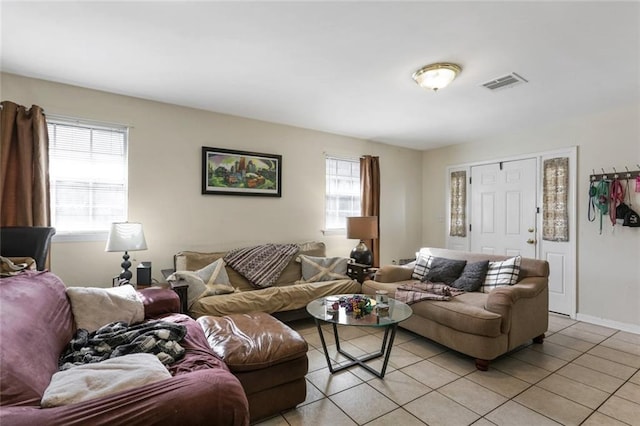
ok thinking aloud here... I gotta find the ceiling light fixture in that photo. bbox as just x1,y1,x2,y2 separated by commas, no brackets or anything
412,63,462,91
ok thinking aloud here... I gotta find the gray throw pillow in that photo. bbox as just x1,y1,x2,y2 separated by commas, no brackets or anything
423,257,467,285
451,260,489,292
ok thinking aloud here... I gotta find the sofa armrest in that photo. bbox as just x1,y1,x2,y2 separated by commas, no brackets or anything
374,264,414,283
485,277,548,333
137,287,181,318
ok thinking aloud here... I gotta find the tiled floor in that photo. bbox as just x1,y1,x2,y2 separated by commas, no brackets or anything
256,313,640,426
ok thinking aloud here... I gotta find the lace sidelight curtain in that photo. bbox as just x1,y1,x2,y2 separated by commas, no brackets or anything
449,170,467,237
0,101,50,226
542,157,569,242
360,155,380,267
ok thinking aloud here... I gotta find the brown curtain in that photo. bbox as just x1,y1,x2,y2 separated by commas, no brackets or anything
1,101,50,226
360,155,380,267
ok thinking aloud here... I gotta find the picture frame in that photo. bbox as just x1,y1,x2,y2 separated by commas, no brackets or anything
201,147,282,197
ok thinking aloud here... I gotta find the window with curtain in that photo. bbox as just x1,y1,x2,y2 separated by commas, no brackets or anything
47,118,128,237
449,170,467,237
543,157,569,242
325,156,360,232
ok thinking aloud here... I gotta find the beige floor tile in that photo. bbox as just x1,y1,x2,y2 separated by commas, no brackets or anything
598,395,640,425
308,348,330,372
466,368,530,398
601,336,640,357
536,373,609,409
548,313,577,333
588,344,640,368
369,328,417,345
334,324,372,340
397,337,448,359
485,400,561,426
631,370,640,385
349,334,385,353
302,379,326,406
546,332,596,352
439,378,507,415
404,391,480,426
491,356,551,384
615,382,640,404
558,327,607,344
530,340,583,362
368,370,432,405
306,368,362,396
556,363,624,393
511,346,568,371
400,359,460,389
387,344,423,369
573,353,637,380
514,386,592,425
610,330,640,346
581,411,629,426
325,341,368,363
471,419,498,426
282,398,357,426
330,383,398,424
364,408,426,426
253,414,289,426
428,351,478,376
346,358,397,381
568,322,618,337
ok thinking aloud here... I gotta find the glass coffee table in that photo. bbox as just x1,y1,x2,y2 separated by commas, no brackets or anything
306,294,412,378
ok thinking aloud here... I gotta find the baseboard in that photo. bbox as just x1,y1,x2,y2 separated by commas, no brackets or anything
575,313,640,335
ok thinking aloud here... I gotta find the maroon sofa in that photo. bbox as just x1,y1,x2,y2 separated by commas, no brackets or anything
0,271,250,426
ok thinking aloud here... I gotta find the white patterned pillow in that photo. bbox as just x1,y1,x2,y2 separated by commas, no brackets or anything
167,258,233,308
297,255,349,282
411,253,434,280
481,256,522,293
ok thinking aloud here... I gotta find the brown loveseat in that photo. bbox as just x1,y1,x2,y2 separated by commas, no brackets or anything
362,247,549,370
0,270,249,426
175,241,361,320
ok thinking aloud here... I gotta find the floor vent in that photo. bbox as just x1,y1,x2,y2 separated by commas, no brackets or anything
482,72,528,91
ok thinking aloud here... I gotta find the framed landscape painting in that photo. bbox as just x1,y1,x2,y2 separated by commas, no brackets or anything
201,147,282,197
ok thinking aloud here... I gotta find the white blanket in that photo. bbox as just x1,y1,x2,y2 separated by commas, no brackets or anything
41,353,171,407
66,284,144,332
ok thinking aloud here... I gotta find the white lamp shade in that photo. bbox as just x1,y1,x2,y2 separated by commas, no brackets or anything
105,222,148,252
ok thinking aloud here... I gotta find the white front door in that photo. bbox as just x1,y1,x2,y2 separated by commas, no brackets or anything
470,158,537,258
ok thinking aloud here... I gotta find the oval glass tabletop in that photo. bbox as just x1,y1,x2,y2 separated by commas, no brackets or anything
306,294,412,327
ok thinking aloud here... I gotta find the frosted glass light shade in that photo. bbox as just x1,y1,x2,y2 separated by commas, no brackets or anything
105,222,147,252
412,63,462,91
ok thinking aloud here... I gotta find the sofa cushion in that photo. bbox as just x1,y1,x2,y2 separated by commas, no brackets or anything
275,241,326,286
298,255,349,282
482,256,522,293
411,253,433,280
451,260,489,292
424,257,467,285
65,284,144,333
41,353,171,407
168,259,234,308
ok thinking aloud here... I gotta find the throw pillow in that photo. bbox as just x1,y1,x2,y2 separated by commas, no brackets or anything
451,260,489,292
41,353,171,407
481,256,522,293
297,255,350,282
423,257,467,285
411,253,433,280
167,258,233,308
65,284,144,333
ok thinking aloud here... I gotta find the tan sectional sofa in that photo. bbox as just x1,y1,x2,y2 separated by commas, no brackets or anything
175,241,361,320
362,247,549,370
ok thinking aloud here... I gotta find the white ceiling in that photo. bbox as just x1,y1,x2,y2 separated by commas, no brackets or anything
2,1,639,150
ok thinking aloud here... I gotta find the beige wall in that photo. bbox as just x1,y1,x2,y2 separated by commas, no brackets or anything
1,72,423,287
422,103,640,329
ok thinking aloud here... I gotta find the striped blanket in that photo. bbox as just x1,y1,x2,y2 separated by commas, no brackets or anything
224,243,299,288
394,281,464,304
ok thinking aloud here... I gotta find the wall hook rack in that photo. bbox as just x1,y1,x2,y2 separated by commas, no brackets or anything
590,165,640,182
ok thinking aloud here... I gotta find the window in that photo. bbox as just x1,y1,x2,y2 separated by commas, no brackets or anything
47,118,128,239
325,156,360,232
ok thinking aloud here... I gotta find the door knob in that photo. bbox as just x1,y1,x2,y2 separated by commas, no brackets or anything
526,239,536,244
528,228,535,233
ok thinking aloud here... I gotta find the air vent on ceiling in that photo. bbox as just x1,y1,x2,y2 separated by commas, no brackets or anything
482,72,528,91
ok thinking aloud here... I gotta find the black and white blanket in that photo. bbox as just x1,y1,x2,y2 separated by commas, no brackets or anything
59,320,187,370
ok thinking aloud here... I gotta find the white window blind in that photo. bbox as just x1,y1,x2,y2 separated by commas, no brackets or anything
325,156,361,231
47,118,128,235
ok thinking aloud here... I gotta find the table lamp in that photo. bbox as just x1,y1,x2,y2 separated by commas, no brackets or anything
105,222,147,284
346,216,378,266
